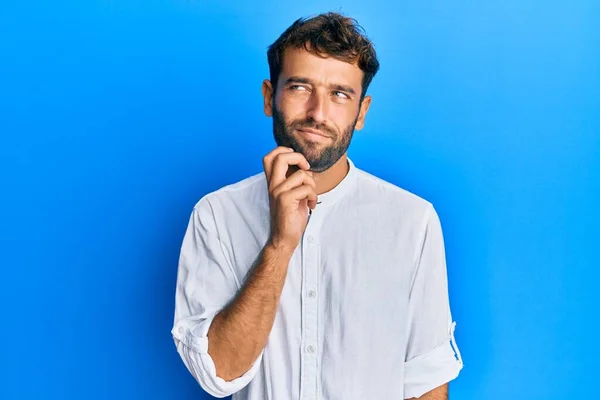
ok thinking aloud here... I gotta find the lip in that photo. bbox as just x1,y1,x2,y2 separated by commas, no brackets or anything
297,128,330,140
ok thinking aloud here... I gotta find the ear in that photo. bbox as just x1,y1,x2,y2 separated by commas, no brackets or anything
354,95,372,130
262,79,274,117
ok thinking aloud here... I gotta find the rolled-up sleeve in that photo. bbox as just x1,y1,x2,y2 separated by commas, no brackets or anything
171,201,263,398
404,205,463,399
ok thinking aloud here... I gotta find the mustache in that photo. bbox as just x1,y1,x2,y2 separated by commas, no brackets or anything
292,120,336,138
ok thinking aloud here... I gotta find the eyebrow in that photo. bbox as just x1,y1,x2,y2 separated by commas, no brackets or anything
284,76,357,96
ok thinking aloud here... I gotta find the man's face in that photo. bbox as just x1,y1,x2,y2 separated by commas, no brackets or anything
263,47,372,172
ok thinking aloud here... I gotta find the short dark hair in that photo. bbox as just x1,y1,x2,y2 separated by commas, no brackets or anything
267,12,380,99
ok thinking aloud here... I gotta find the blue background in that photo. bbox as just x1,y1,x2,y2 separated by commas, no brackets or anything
1,1,598,399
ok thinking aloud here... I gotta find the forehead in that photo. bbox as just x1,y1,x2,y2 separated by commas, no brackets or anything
279,47,363,90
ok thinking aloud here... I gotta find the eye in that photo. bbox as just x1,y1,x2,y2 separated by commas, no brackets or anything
289,85,309,92
333,91,350,99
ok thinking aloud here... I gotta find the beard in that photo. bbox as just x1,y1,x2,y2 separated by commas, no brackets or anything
272,103,359,172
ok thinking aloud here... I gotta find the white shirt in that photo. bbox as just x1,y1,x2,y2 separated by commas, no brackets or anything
171,157,463,399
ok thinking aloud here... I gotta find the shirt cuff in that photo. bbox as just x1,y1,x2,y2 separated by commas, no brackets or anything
172,313,264,397
404,322,464,399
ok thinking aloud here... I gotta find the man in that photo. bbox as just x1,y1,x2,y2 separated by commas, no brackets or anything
172,12,463,400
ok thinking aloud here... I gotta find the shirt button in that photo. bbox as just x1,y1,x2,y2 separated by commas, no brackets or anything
308,290,317,298
308,235,315,243
178,327,184,334
307,345,316,354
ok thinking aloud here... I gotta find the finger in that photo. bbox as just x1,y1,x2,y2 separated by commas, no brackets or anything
270,152,311,190
263,146,294,183
281,184,318,205
272,170,316,198
263,147,294,183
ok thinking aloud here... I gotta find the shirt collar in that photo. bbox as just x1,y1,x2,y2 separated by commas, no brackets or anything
315,156,357,208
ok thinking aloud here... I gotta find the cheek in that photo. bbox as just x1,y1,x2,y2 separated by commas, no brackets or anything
331,105,360,130
279,93,309,113
278,99,310,124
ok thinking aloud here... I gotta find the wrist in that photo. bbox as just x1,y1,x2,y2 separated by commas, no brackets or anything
265,237,296,258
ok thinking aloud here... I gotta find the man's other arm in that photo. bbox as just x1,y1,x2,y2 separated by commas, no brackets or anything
406,383,448,399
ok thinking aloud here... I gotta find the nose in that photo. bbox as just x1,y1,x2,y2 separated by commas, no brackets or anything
306,89,328,124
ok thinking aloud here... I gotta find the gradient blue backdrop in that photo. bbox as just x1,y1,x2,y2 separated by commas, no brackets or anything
1,1,598,399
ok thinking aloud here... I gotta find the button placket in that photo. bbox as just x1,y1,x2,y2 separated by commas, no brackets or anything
300,223,320,400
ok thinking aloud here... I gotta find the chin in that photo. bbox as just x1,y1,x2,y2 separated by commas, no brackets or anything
307,160,332,173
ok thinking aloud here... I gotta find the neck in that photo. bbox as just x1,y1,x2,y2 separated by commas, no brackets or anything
312,154,349,195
